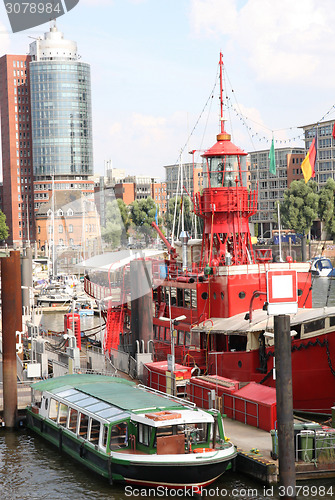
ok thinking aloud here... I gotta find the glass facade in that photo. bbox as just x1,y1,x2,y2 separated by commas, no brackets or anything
29,61,93,177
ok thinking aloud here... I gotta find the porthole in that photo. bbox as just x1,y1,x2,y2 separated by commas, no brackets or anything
238,291,246,299
298,289,303,296
221,292,224,300
238,361,242,368
213,292,216,300
201,292,208,300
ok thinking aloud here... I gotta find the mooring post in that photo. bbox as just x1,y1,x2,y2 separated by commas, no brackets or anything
1,251,22,428
274,314,296,500
130,258,153,357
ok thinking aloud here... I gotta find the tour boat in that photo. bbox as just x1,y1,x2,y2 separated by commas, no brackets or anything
26,374,236,489
82,53,335,416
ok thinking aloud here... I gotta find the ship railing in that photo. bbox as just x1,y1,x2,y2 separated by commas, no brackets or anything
86,344,118,375
152,342,206,369
137,383,196,409
0,381,34,411
295,429,335,463
221,392,259,428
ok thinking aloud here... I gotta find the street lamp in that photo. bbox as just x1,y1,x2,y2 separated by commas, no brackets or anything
159,314,186,373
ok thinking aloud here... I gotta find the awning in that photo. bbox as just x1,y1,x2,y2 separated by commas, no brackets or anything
75,248,165,272
191,307,335,335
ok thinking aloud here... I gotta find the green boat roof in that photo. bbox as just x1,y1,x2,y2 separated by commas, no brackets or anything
31,374,186,412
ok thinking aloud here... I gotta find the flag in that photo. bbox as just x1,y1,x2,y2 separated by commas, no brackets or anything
269,138,276,175
332,122,335,140
301,135,317,183
155,205,158,225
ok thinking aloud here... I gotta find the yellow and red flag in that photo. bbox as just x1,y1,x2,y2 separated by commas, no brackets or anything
301,136,317,183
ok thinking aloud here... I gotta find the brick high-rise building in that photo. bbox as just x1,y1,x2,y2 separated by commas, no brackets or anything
0,54,35,245
0,24,94,249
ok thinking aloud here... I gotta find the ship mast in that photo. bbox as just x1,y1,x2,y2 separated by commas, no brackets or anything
194,52,258,270
219,52,225,135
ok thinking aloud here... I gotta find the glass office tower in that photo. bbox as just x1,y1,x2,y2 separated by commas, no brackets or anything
29,26,93,178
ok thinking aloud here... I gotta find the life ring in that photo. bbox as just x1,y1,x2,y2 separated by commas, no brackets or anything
193,448,215,453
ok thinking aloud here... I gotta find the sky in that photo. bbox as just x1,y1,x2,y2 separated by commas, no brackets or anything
1,0,335,180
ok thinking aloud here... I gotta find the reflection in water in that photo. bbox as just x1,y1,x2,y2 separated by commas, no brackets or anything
1,430,334,499
312,276,335,308
0,429,334,500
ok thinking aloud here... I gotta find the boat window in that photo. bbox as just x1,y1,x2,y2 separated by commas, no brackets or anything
184,289,191,307
88,418,100,444
164,287,170,305
178,331,185,345
159,326,165,340
49,398,59,421
68,408,79,433
102,409,129,421
100,424,109,449
183,423,208,444
78,413,89,438
109,422,128,448
191,289,197,309
138,423,151,446
56,388,77,398
155,426,174,438
66,392,89,403
177,288,184,307
86,402,110,413
171,287,176,306
209,158,224,188
191,331,200,348
304,319,325,334
165,327,171,341
185,332,191,346
58,403,68,426
77,397,97,408
330,316,335,327
229,334,247,351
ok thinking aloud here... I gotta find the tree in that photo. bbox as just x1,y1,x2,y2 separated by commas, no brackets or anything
101,199,123,248
165,196,194,238
116,198,131,243
130,197,162,243
279,179,318,234
318,178,335,238
0,210,9,241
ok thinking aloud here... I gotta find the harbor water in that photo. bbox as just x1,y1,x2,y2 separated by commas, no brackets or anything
1,278,335,499
0,428,334,500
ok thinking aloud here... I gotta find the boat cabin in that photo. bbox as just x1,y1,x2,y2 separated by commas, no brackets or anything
29,375,226,456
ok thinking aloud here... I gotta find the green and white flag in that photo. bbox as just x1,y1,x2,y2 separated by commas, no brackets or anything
269,138,276,175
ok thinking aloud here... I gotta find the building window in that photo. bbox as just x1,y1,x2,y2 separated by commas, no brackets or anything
69,224,73,233
58,225,63,233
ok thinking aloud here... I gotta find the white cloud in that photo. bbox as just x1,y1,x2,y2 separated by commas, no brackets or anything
0,23,11,53
101,111,194,177
190,0,335,85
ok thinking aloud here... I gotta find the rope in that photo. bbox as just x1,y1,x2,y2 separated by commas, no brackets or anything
259,336,335,384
